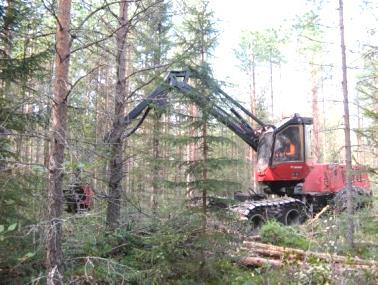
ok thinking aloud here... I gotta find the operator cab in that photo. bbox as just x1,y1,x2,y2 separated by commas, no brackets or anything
256,114,313,192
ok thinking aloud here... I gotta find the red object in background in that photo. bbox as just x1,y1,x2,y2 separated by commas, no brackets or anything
81,184,94,208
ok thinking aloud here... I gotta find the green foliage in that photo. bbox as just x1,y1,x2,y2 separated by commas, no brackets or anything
82,226,143,258
62,209,254,285
0,211,45,283
236,28,286,69
293,10,324,55
0,2,50,273
178,0,218,66
293,260,332,285
356,46,377,169
260,220,310,250
0,96,43,162
132,0,172,69
0,169,46,284
124,212,248,284
0,222,17,242
304,190,378,260
234,28,280,122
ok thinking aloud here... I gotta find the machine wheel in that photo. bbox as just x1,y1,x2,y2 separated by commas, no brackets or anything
278,202,306,225
66,202,77,213
250,213,265,228
246,211,266,234
284,208,301,225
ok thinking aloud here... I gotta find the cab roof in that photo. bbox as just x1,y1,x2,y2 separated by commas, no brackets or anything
275,114,313,132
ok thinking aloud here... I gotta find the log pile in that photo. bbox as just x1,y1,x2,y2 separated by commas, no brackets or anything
239,240,378,270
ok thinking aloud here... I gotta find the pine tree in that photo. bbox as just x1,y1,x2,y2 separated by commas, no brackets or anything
106,0,129,230
338,0,354,248
294,11,325,163
235,29,279,188
47,0,72,283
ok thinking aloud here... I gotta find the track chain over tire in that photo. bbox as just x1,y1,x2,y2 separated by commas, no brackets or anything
230,197,307,233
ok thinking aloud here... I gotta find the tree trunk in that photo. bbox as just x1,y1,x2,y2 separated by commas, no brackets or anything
356,99,364,164
338,0,354,248
4,0,14,59
200,47,208,233
46,0,72,284
151,112,160,210
0,0,15,172
151,23,163,210
186,103,198,199
106,1,128,230
269,55,274,118
202,121,208,233
311,66,321,162
249,54,257,190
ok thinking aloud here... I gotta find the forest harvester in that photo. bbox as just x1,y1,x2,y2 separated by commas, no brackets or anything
64,69,371,228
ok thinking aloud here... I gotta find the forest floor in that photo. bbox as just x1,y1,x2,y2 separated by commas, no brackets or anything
235,191,378,284
1,190,377,284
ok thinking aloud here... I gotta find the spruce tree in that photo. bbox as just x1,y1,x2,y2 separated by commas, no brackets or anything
356,45,377,170
179,0,218,233
0,1,51,278
130,0,173,212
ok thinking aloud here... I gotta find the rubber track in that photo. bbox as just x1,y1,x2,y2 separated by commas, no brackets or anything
230,197,306,223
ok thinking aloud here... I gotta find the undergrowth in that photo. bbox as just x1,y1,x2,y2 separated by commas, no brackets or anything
2,188,377,284
305,191,378,260
63,209,254,285
260,220,310,250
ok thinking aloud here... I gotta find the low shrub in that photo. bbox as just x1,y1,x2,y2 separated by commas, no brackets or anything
260,220,310,250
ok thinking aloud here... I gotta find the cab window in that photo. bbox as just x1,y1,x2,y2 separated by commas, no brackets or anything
257,132,273,171
304,125,313,162
273,125,304,164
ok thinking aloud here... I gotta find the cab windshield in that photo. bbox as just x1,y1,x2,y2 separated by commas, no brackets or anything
257,132,273,171
272,125,304,164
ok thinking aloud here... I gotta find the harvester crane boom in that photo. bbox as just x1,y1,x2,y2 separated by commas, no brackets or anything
116,70,262,150
67,69,371,224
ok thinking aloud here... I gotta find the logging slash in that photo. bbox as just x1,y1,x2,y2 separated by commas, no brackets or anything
239,241,378,270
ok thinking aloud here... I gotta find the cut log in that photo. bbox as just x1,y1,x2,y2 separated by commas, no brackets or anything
242,247,300,260
245,235,261,241
239,255,375,270
242,241,378,268
239,256,282,268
